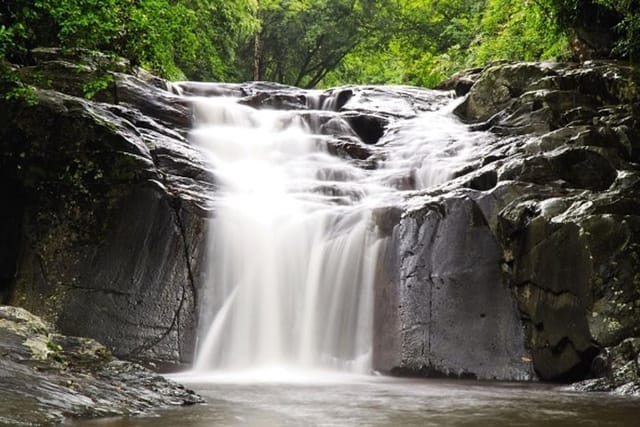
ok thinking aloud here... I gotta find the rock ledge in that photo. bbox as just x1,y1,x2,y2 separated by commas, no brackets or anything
0,305,202,425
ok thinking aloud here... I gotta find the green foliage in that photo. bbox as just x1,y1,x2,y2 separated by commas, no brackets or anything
83,73,114,99
47,339,63,353
468,0,570,65
0,60,37,105
322,0,579,88
542,0,640,61
0,24,12,57
245,0,380,88
321,0,482,87
1,0,637,89
614,8,640,61
593,0,640,61
179,0,257,81
4,85,38,105
0,0,256,81
46,339,64,363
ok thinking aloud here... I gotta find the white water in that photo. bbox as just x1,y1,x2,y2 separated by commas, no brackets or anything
189,88,489,378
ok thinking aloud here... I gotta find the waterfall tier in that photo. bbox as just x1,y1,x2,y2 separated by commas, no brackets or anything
186,85,487,374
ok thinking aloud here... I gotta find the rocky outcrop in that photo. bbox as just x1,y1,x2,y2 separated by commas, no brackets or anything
372,60,640,388
571,337,640,396
0,48,212,367
0,305,202,425
446,61,640,386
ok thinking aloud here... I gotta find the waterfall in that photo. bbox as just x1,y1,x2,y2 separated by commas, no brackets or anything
187,87,487,376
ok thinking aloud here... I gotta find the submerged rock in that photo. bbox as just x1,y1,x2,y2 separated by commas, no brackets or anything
0,305,203,425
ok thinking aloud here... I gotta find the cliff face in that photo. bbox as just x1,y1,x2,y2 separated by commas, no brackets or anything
0,48,213,367
1,49,639,393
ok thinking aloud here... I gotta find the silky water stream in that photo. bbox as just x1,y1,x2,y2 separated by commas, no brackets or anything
186,87,482,378
69,86,639,426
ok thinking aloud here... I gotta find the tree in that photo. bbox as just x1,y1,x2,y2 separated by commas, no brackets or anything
245,0,385,87
2,0,637,88
543,0,639,61
253,0,262,81
322,0,488,87
0,0,256,81
468,0,569,65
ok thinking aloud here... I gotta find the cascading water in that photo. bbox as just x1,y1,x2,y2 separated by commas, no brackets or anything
186,86,489,377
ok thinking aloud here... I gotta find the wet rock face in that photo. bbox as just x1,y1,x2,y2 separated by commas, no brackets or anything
374,196,533,380
0,49,213,367
571,337,640,396
457,61,640,127
447,61,640,385
455,63,559,122
0,306,202,425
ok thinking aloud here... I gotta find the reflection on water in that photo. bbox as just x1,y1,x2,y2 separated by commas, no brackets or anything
67,376,640,426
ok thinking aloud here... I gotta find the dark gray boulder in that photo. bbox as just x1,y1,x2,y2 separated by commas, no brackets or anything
374,195,534,380
436,67,484,97
454,62,559,122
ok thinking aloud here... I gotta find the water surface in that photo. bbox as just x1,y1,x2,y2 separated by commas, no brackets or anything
69,375,640,426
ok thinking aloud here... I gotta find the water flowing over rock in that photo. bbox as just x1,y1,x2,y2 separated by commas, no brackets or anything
167,81,533,380
171,83,457,375
2,48,640,399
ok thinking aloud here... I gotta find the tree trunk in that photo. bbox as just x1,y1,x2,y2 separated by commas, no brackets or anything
253,0,262,81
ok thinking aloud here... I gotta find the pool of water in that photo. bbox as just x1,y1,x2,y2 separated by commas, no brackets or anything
68,374,640,426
